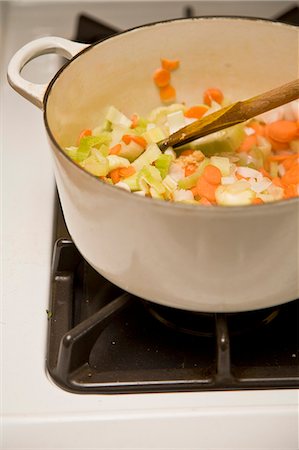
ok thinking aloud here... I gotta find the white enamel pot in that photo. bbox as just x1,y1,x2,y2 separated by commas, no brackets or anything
8,17,299,312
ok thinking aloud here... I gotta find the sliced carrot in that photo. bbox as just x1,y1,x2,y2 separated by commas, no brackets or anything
203,88,224,106
266,120,298,143
252,197,264,205
281,164,299,185
197,176,217,202
248,121,265,136
161,58,180,71
119,166,136,178
77,128,92,144
272,177,284,188
159,84,176,103
153,68,171,88
283,156,299,170
130,114,139,128
181,149,194,156
109,144,122,155
185,164,197,177
109,168,121,184
184,105,209,120
122,134,147,149
237,134,257,153
199,197,212,206
190,186,198,197
203,165,222,185
284,184,298,199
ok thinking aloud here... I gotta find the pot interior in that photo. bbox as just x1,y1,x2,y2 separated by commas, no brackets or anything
45,17,299,149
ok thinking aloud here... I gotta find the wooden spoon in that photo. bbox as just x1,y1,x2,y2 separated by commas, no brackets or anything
158,79,299,151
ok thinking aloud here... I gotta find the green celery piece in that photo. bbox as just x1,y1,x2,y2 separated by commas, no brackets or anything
155,154,172,179
139,165,165,194
133,118,148,135
65,146,78,160
122,173,140,191
76,136,109,162
132,143,161,172
192,124,245,157
178,158,210,189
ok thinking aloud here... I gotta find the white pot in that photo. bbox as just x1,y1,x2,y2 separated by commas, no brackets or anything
7,17,299,312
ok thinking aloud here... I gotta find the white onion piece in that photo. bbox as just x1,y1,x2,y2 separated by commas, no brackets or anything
164,147,176,160
257,106,284,123
249,178,272,193
278,164,286,177
134,190,146,196
245,127,256,136
115,181,131,192
283,100,299,121
237,166,263,180
173,189,194,202
169,163,185,181
167,110,186,134
221,176,236,185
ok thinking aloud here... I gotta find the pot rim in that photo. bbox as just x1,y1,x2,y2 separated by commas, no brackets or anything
43,15,299,215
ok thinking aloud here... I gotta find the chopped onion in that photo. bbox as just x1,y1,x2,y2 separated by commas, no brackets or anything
115,181,131,192
249,178,272,193
169,163,185,181
237,166,262,180
173,189,194,202
221,176,235,185
245,127,256,136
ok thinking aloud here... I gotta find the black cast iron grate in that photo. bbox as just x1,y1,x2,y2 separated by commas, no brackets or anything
46,239,299,394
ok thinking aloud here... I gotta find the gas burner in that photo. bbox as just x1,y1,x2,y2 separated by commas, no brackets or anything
144,302,280,338
47,239,299,394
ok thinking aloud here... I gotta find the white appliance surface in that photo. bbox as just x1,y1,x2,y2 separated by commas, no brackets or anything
1,1,298,449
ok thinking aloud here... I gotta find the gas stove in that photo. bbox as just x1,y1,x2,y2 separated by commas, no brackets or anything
2,2,299,449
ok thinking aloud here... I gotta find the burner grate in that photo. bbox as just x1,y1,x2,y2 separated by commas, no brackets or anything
46,240,299,394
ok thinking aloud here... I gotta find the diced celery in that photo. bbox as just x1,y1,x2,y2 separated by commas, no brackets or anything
155,154,172,179
80,155,109,177
106,106,132,128
132,143,162,171
192,124,245,156
210,156,230,176
91,145,109,159
139,165,165,194
76,135,110,162
107,155,130,171
167,110,186,134
178,158,210,189
122,172,140,191
119,141,144,162
163,175,178,193
65,146,78,160
142,126,166,143
150,187,164,199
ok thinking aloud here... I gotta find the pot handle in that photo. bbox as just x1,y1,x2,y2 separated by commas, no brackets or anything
7,36,89,110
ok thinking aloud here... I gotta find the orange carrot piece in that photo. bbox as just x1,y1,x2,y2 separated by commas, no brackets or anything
283,156,299,170
203,88,224,106
190,186,198,197
249,121,265,136
122,135,147,149
77,128,92,144
184,105,209,120
161,58,180,71
203,165,222,185
197,176,217,202
153,68,171,88
181,149,194,156
281,164,299,185
130,114,139,128
284,184,298,199
267,120,298,143
109,168,121,184
199,197,212,206
119,166,136,178
237,134,257,153
272,177,284,188
109,144,122,155
252,197,264,205
185,164,197,177
159,84,176,103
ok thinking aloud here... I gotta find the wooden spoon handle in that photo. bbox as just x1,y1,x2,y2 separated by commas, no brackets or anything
158,79,299,150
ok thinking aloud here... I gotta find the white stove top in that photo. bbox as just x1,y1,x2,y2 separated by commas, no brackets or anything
1,2,298,449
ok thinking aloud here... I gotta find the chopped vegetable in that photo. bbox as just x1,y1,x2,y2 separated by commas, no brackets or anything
64,65,299,206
